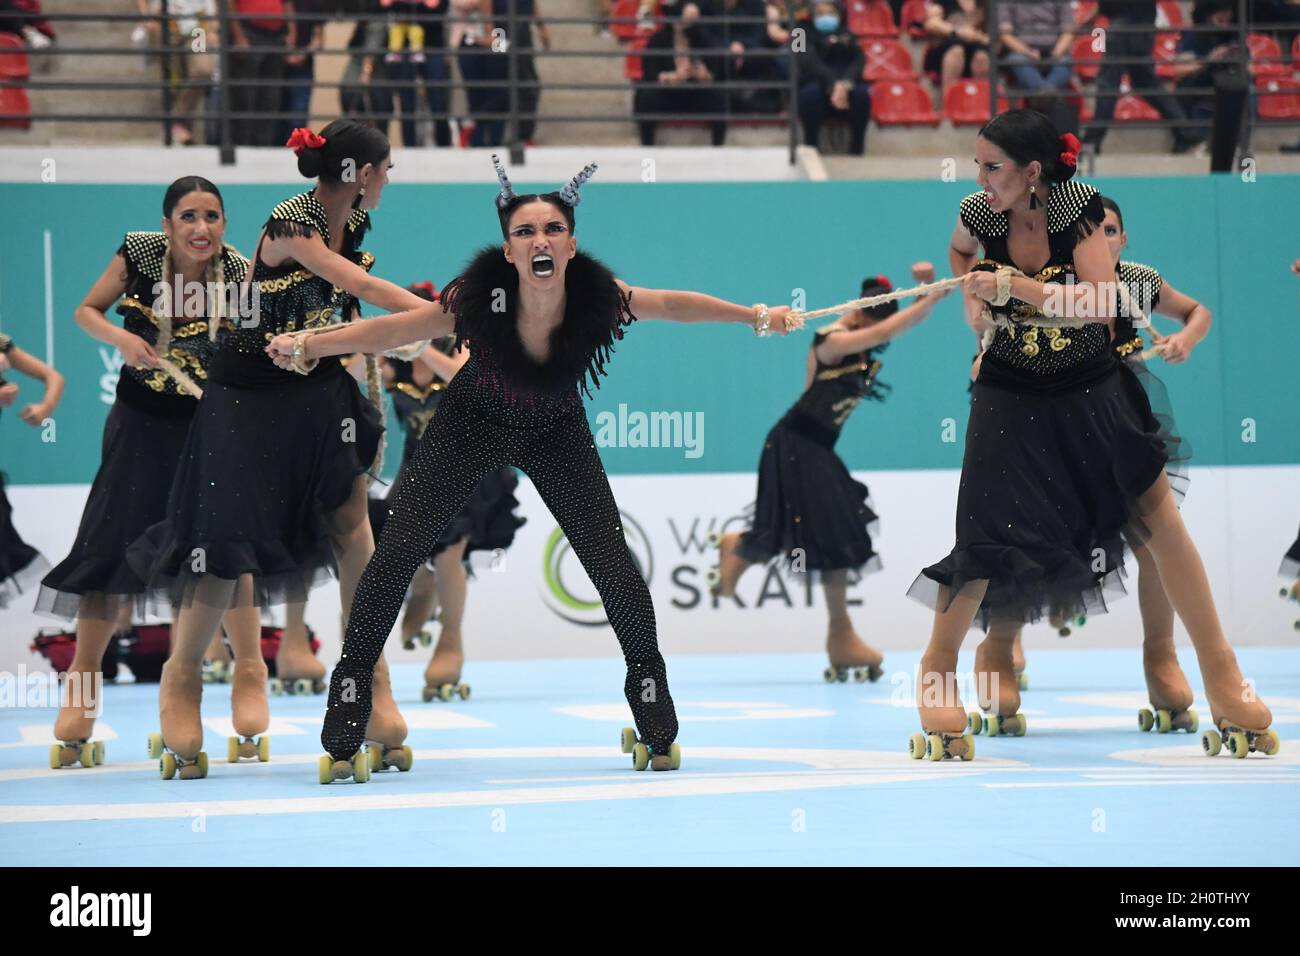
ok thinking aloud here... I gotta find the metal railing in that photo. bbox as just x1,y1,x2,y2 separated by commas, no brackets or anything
0,4,805,164
984,0,1299,164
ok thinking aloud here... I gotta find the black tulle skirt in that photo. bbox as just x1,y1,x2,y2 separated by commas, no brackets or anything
737,411,881,574
368,461,525,564
908,357,1190,630
125,354,383,609
0,471,47,609
36,381,195,620
1282,524,1300,579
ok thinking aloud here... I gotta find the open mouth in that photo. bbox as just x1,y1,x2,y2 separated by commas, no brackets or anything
531,254,554,278
189,237,212,252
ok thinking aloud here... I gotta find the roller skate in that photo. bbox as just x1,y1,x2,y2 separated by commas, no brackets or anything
148,659,208,780
968,637,1027,738
421,645,469,702
201,633,232,684
823,623,884,684
49,666,105,770
226,658,271,763
402,628,435,652
908,653,976,761
365,658,412,773
619,726,682,771
271,624,326,696
1280,580,1300,632
1012,631,1028,691
622,658,681,771
1200,660,1279,759
1050,610,1087,638
318,659,373,785
1136,642,1198,735
705,531,751,598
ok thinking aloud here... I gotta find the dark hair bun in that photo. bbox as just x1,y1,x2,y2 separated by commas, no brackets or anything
297,147,325,179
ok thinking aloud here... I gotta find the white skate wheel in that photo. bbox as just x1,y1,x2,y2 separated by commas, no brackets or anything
93,741,105,765
1183,709,1199,735
319,755,334,785
292,678,313,695
48,744,62,770
668,743,682,770
1228,731,1249,758
620,727,637,754
147,731,164,760
907,732,926,759
925,734,944,761
1201,728,1222,756
258,736,271,762
631,742,650,771
1137,708,1154,732
959,734,975,761
159,753,177,780
227,737,240,763
457,683,471,701
1155,710,1172,733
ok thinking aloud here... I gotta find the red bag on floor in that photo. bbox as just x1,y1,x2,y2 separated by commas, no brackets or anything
262,624,320,676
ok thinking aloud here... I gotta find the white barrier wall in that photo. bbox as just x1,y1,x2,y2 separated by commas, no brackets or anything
3,465,1297,674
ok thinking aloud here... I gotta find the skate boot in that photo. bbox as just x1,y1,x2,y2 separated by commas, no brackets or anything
970,637,1026,738
421,643,469,702
705,531,751,598
365,657,412,773
1012,631,1028,691
50,666,105,769
823,623,884,683
1200,652,1280,759
227,658,271,762
318,655,373,785
148,659,208,779
620,657,681,771
908,652,976,761
271,624,326,696
1136,641,1198,734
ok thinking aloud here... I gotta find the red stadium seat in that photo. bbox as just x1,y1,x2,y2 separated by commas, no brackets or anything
1072,33,1102,82
942,78,1010,125
0,86,31,130
0,32,30,82
1114,93,1161,122
1257,76,1300,120
861,38,915,82
1153,31,1180,80
1247,33,1286,77
1156,1,1185,29
900,0,929,41
847,0,897,38
1074,2,1098,27
870,79,941,125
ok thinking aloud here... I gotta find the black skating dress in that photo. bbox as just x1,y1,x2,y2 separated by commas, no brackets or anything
908,182,1188,629
735,327,884,574
323,246,679,760
126,191,384,609
367,342,526,563
0,333,49,607
36,233,248,620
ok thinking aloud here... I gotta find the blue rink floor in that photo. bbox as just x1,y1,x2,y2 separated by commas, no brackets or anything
1,648,1297,867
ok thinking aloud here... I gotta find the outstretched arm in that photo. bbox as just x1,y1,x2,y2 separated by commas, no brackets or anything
815,287,951,363
266,300,454,369
613,280,795,334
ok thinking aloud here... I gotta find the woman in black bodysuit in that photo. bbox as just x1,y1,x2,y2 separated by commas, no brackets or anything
269,156,797,781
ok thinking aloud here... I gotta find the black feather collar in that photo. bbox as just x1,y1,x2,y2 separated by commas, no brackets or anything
441,246,637,399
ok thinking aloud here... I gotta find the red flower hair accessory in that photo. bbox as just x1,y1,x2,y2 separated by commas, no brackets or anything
286,127,326,155
1059,132,1081,168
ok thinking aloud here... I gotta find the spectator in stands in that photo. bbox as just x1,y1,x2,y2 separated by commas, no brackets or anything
1081,1,1203,154
229,0,292,146
385,0,453,146
795,0,870,154
341,13,397,132
3,0,54,52
1168,0,1249,149
135,0,218,146
923,0,989,88
449,0,508,146
713,0,785,113
489,0,552,144
634,0,728,146
279,0,322,145
998,1,1074,100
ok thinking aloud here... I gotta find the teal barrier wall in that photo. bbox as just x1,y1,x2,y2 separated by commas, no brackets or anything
1,174,1297,483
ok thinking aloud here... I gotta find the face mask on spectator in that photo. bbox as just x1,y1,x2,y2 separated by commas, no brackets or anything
814,14,839,32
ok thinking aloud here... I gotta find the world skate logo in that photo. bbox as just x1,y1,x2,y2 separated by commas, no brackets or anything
541,510,653,627
49,886,151,936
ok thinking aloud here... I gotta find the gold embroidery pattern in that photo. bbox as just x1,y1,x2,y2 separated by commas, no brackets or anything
1115,336,1144,357
140,347,208,392
831,397,860,428
1020,327,1040,357
815,358,882,383
393,381,445,401
257,268,314,293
